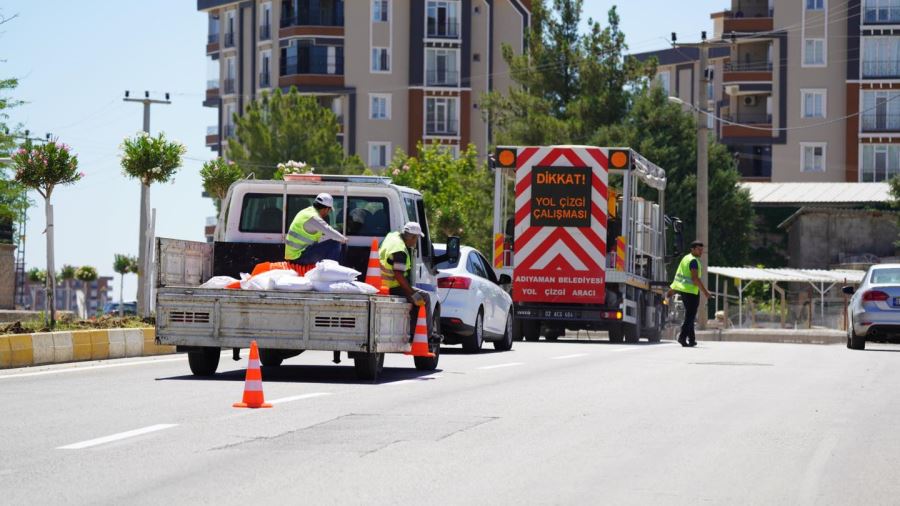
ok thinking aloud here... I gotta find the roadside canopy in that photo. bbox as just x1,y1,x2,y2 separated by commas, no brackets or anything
707,267,866,327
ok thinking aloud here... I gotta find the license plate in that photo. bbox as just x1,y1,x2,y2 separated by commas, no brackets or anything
894,297,900,306
543,310,580,319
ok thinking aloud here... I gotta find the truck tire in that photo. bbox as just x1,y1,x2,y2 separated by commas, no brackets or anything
624,323,640,343
414,343,440,371
188,347,220,376
524,320,541,342
511,316,524,341
463,310,485,353
354,352,385,380
608,324,624,343
493,312,514,351
259,349,284,367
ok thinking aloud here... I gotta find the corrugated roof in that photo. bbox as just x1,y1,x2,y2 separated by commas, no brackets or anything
708,267,865,283
740,182,891,206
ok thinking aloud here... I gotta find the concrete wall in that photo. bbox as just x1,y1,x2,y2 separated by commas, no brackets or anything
0,244,14,310
0,328,173,369
784,209,899,268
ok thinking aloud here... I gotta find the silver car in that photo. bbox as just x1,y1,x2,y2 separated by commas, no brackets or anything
844,264,900,350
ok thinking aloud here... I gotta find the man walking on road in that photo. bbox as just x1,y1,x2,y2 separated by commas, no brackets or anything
284,193,348,266
667,240,711,347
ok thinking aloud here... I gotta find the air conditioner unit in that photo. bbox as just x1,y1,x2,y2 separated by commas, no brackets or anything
742,96,758,107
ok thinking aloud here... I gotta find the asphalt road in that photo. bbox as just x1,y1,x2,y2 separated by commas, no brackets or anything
2,337,900,505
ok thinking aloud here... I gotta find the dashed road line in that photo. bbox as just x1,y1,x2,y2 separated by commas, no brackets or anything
268,392,332,404
551,353,588,360
57,424,178,450
478,362,524,370
386,374,443,386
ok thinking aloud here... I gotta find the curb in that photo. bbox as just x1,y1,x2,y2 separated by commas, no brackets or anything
0,328,173,369
695,329,845,345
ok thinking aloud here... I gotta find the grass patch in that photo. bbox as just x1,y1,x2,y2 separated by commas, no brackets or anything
1,314,155,335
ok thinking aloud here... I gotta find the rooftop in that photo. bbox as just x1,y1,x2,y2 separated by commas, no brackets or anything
740,182,892,207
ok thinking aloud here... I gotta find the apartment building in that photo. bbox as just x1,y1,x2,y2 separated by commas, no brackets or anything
24,276,113,316
198,0,530,168
638,0,900,183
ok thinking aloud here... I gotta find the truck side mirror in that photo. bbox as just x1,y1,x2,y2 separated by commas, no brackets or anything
445,236,461,264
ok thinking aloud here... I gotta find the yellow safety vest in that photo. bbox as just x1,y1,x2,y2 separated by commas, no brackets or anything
284,206,322,260
670,253,701,295
379,231,411,289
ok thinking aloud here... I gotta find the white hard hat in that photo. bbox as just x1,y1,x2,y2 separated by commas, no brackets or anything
402,222,425,237
314,193,334,208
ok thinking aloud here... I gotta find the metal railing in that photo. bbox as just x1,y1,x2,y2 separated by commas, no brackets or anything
259,24,271,40
724,113,772,124
427,20,460,38
206,79,220,90
426,119,459,135
280,14,343,28
207,125,218,136
223,78,235,94
259,72,271,88
727,6,774,18
725,61,773,72
207,33,219,44
281,55,344,76
426,69,460,86
223,32,235,47
864,5,900,24
861,114,900,132
863,60,900,78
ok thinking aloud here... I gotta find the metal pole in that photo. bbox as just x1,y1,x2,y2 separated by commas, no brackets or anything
45,202,55,327
697,41,710,330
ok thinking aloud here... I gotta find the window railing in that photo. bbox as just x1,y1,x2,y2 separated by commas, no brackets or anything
223,78,235,94
281,54,344,76
208,33,219,44
864,4,900,24
863,60,900,78
259,24,271,40
207,125,218,135
260,72,271,88
224,32,235,47
427,18,460,38
426,69,460,86
725,61,773,72
280,12,344,28
426,119,459,135
206,79,220,90
724,113,772,124
861,114,900,132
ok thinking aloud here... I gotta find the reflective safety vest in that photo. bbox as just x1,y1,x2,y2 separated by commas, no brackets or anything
379,231,411,289
284,206,322,260
670,253,701,295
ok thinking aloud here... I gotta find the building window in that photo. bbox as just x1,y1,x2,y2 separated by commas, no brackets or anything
801,143,826,173
259,50,272,88
225,10,236,47
371,47,390,72
426,97,459,135
281,0,344,27
427,1,460,38
369,142,391,167
803,39,825,66
656,71,671,95
862,90,900,131
224,57,236,94
862,37,900,77
260,2,272,40
224,103,236,138
861,144,900,181
426,48,459,86
373,0,389,22
806,0,824,10
865,0,900,23
281,40,344,76
801,89,826,118
369,93,391,120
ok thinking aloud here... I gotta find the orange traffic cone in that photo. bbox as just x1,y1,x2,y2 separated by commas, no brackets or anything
405,305,435,358
364,238,388,295
233,340,272,409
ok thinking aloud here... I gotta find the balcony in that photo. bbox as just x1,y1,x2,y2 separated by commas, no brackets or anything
861,114,900,132
223,32,235,48
426,69,459,87
208,33,218,44
280,4,344,29
259,23,271,40
260,72,271,88
722,114,772,138
863,60,900,79
281,53,344,76
426,119,459,136
735,153,772,180
721,8,774,34
427,19,460,39
205,125,219,147
723,61,773,82
864,3,900,24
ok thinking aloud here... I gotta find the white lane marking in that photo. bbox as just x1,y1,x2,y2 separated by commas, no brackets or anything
268,392,332,405
386,374,444,386
478,362,524,370
552,353,588,360
0,351,238,380
57,424,178,450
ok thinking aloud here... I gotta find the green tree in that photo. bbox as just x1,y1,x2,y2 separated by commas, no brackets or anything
74,265,98,319
595,87,754,266
113,254,138,318
0,77,33,244
120,131,185,317
386,144,494,254
12,140,82,327
200,157,244,213
226,87,363,178
59,264,76,312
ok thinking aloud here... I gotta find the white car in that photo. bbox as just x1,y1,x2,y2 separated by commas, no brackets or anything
434,244,514,353
844,263,900,350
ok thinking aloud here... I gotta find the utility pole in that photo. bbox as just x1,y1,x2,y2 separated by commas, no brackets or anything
123,90,170,318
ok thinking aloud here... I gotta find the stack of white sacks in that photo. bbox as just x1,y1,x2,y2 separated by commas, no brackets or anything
199,260,378,295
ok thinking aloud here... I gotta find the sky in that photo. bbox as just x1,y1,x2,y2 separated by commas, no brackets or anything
3,0,723,301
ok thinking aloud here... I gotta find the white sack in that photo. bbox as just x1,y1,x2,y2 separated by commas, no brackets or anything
200,276,239,289
306,259,361,283
240,269,296,291
273,275,314,291
312,280,379,294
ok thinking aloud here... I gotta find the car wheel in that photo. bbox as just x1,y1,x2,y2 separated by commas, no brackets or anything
494,312,514,351
463,309,485,353
849,325,866,350
188,347,220,376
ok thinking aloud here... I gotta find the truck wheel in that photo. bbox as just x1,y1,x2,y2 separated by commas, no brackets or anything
414,343,440,371
188,347,220,376
259,349,284,367
493,313,514,351
608,324,624,343
354,352,385,380
624,323,640,343
463,310,485,353
544,328,562,341
524,321,541,342
511,316,524,341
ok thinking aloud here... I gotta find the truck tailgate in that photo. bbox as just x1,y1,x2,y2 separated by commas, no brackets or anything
156,288,412,353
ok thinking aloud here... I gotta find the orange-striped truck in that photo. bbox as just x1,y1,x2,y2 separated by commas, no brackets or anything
490,146,683,343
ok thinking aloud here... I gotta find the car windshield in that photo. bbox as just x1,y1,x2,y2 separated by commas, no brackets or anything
434,247,460,270
871,268,900,284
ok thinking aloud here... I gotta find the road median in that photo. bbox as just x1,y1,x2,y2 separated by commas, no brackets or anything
0,328,173,369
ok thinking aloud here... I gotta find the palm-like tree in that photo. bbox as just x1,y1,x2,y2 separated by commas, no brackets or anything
113,254,138,317
59,264,76,312
74,266,98,318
